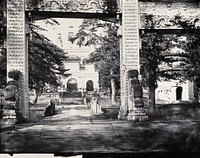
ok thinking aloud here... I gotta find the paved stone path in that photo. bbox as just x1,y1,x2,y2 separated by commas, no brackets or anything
1,104,200,153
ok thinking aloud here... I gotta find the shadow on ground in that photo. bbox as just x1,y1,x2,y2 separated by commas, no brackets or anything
2,104,200,153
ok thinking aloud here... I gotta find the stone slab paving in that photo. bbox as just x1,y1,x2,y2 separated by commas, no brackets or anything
1,104,200,153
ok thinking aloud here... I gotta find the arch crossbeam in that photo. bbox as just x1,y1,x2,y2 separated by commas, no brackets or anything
26,0,121,14
6,0,200,122
27,11,119,21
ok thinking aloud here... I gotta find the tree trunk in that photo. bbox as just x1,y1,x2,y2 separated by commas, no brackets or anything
110,70,116,105
34,89,39,105
148,83,156,113
194,81,199,101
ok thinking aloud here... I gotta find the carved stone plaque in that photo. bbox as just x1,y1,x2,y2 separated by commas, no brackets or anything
123,0,139,69
26,0,120,13
139,2,200,29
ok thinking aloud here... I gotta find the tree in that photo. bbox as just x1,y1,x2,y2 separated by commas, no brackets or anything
140,15,188,111
0,47,6,88
140,33,166,111
184,35,200,100
28,22,70,104
89,26,120,104
169,15,200,100
74,19,120,104
0,8,6,88
102,0,118,13
76,16,185,109
0,8,70,103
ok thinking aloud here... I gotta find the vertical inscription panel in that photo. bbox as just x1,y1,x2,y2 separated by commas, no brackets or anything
7,0,29,119
123,0,139,69
7,0,25,72
120,0,139,116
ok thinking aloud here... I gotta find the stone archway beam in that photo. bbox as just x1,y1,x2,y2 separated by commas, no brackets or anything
26,11,119,21
139,0,199,2
140,29,200,34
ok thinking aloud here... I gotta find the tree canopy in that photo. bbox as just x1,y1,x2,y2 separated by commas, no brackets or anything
139,14,194,110
87,21,120,92
140,14,200,109
74,19,120,94
169,16,200,99
28,28,70,92
0,10,70,100
73,19,120,104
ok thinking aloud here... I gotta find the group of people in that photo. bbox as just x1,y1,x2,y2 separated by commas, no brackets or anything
85,91,100,109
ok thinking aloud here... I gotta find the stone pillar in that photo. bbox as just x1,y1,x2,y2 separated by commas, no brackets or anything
126,70,148,121
7,0,29,119
119,0,147,121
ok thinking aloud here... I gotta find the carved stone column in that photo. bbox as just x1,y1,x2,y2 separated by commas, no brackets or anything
7,0,29,119
119,0,139,119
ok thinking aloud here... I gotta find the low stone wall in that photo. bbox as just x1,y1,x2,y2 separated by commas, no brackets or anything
98,95,120,119
61,98,84,105
101,106,120,119
146,103,200,119
62,91,82,98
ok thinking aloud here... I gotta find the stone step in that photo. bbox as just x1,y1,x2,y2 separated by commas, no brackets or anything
1,109,17,126
1,118,16,125
3,109,16,116
2,109,16,118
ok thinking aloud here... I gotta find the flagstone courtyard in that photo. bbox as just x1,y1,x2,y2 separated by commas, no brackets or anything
1,104,200,153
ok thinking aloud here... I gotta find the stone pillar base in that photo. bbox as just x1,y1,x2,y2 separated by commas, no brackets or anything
118,108,127,120
126,109,148,121
2,109,17,125
118,114,127,120
1,118,17,125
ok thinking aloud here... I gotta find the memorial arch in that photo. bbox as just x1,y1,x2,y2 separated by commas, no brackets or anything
5,0,199,121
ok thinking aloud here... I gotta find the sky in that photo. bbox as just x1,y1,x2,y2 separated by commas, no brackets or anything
34,18,83,47
34,18,96,58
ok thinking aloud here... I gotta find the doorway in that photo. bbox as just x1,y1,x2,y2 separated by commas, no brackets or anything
67,78,78,92
176,86,183,100
86,80,94,91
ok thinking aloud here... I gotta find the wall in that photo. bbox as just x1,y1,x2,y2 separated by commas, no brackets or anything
61,61,99,91
156,79,194,104
139,1,200,29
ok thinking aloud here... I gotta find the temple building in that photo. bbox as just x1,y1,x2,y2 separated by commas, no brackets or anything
56,25,99,93
156,80,194,104
155,45,194,104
